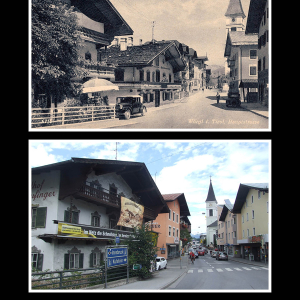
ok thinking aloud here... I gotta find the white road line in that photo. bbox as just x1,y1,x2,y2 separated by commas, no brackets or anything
261,267,268,270
242,267,252,270
198,269,203,273
234,268,242,271
207,269,213,272
225,268,233,271
187,269,193,273
216,268,223,272
251,267,261,270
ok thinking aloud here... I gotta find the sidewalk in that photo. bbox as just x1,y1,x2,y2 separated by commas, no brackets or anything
107,255,189,290
228,256,269,267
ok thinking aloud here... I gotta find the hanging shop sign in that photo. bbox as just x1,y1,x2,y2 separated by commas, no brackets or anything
117,197,144,228
56,221,135,240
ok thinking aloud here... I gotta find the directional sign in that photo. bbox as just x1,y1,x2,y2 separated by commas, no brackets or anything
106,247,128,268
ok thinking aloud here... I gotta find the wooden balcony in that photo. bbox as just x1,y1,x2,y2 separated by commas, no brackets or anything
75,184,156,220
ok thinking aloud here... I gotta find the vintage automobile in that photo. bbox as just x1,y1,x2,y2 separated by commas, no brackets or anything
115,95,147,120
226,92,241,108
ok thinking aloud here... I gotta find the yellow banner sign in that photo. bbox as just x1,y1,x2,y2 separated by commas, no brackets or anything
117,197,144,228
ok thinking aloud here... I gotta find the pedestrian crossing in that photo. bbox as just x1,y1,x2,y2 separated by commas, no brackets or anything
186,266,268,274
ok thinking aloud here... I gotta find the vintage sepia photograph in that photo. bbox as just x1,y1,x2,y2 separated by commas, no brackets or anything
30,0,270,130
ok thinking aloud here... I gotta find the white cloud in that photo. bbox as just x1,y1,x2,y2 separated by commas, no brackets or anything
29,143,60,168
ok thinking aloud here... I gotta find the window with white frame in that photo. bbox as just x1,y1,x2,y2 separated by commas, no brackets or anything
252,210,255,219
253,228,255,235
173,227,175,237
249,65,257,76
169,226,171,236
70,253,80,269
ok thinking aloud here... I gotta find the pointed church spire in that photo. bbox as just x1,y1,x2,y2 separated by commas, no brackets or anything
205,177,217,203
225,0,246,18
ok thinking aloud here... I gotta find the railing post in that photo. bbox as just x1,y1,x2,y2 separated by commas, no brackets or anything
62,107,65,125
59,271,63,289
91,106,94,122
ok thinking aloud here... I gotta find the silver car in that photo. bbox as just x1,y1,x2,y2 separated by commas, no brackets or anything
216,252,228,261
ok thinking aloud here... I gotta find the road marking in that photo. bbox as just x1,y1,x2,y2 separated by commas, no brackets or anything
242,267,252,270
207,269,213,272
225,268,233,271
234,268,242,271
198,269,203,273
216,269,223,272
261,267,268,270
187,269,193,273
251,267,261,270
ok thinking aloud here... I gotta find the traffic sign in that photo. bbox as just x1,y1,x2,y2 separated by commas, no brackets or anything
106,247,128,268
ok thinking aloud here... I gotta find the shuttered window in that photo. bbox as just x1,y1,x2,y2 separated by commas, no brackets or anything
32,207,47,228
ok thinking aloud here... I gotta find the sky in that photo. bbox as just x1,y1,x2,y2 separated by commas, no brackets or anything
29,140,270,235
109,0,251,66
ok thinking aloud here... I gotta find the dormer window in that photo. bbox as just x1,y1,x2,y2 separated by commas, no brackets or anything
85,51,91,61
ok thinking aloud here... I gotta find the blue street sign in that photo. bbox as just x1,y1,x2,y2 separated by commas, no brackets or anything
116,236,120,244
106,247,128,268
106,247,127,258
107,256,127,267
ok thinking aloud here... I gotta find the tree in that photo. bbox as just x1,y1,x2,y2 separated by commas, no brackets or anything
180,228,192,248
31,0,86,107
125,224,158,279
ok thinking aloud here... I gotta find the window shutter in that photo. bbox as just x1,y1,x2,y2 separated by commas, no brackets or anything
64,254,69,270
90,253,93,268
79,253,84,269
36,207,47,228
72,211,79,224
64,210,70,222
37,254,44,271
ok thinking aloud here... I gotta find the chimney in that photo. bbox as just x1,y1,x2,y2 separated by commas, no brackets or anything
139,39,143,45
120,37,127,51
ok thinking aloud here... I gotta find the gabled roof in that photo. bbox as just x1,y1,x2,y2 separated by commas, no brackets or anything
232,183,269,213
100,40,187,72
32,157,169,214
207,220,218,227
71,0,133,36
162,193,191,216
219,200,233,221
205,180,217,203
245,0,268,34
224,31,258,56
225,0,246,18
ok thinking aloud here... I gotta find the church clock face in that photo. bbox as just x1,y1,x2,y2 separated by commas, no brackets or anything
209,204,212,207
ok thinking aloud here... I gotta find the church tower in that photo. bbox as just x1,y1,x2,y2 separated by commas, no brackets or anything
205,177,218,246
224,0,246,76
205,177,218,226
225,0,246,34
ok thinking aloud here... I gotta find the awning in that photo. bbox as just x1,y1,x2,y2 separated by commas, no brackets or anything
82,78,119,93
239,79,258,89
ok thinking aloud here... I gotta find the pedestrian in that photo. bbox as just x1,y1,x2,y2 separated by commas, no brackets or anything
216,92,220,104
190,251,195,264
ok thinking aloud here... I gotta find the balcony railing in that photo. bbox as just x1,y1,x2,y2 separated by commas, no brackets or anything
76,184,156,220
77,185,120,208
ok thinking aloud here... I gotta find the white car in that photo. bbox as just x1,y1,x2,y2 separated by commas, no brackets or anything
156,257,167,270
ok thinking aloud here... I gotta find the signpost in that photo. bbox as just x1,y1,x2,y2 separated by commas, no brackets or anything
105,245,129,288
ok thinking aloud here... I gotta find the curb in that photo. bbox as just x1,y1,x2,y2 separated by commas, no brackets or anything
228,257,268,267
159,268,188,290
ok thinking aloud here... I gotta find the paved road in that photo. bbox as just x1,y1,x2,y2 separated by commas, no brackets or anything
167,254,269,290
106,90,268,129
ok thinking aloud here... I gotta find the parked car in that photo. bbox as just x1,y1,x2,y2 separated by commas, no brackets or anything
216,252,228,261
211,251,217,258
156,257,167,270
198,249,205,256
115,95,147,120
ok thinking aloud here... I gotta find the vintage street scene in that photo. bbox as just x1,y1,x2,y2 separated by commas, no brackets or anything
30,141,270,292
30,0,270,130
